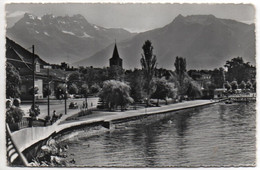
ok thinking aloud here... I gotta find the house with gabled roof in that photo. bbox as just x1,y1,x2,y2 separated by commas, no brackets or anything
6,37,67,100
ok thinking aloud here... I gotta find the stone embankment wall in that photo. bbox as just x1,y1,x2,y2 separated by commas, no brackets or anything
11,100,218,163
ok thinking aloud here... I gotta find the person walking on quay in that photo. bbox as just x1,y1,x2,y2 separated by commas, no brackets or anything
51,110,58,124
82,101,86,109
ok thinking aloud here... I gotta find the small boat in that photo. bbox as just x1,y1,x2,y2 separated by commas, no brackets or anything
225,100,233,104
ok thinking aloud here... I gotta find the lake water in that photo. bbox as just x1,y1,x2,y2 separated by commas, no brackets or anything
63,102,256,167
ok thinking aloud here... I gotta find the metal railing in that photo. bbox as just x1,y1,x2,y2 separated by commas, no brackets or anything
6,124,29,166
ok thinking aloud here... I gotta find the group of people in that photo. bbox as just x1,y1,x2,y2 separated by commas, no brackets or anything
51,100,94,123
82,101,93,109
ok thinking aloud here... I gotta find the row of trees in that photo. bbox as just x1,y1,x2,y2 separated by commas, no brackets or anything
224,57,255,83
98,40,202,110
187,56,256,98
224,80,255,92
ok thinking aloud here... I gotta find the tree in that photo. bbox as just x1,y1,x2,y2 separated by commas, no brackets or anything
140,40,157,105
43,86,52,98
99,80,133,110
239,81,246,90
68,83,79,94
224,57,254,83
174,56,186,75
90,83,101,94
6,63,21,98
174,56,187,95
246,80,253,89
186,81,202,99
55,83,66,99
151,78,177,105
68,72,81,87
211,67,225,88
127,69,145,102
230,81,238,91
81,84,89,98
224,81,231,91
108,66,124,81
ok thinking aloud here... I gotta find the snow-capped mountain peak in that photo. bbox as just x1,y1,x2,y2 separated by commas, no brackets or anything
7,13,134,64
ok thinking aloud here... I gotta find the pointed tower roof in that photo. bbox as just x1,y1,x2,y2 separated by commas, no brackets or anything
111,43,121,59
109,42,123,68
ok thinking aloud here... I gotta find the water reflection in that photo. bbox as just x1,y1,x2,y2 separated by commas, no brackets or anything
142,125,158,166
64,102,256,167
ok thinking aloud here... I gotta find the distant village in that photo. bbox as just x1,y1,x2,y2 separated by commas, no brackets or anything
6,36,256,104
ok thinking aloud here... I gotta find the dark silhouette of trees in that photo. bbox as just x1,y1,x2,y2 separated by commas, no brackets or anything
211,67,225,88
224,57,255,83
140,40,157,105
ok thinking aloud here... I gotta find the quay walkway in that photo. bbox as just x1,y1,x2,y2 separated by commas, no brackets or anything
9,99,218,164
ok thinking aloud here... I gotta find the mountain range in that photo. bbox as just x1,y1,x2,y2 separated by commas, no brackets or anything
7,13,135,64
7,14,255,70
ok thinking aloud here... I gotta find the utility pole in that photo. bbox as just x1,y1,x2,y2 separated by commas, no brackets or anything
32,45,35,111
47,68,50,117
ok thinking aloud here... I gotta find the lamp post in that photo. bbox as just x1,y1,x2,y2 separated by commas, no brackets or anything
64,73,68,115
65,84,67,115
145,98,147,114
43,65,52,117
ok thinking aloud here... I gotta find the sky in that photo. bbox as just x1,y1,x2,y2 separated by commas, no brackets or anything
5,3,255,32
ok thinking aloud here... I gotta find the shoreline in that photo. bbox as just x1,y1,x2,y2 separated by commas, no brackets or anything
11,99,221,165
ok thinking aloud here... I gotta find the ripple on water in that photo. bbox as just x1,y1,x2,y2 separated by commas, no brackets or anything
63,102,256,167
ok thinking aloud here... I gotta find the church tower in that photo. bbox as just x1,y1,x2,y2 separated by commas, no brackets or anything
109,42,123,68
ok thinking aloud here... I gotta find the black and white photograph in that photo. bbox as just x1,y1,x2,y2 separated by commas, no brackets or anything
1,0,257,168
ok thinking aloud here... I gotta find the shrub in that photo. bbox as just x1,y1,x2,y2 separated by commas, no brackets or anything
29,105,41,118
78,110,92,117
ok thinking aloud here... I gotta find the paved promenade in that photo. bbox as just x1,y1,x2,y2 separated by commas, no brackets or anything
20,97,99,119
11,99,218,159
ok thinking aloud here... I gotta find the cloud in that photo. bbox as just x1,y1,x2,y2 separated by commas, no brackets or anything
6,10,28,18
